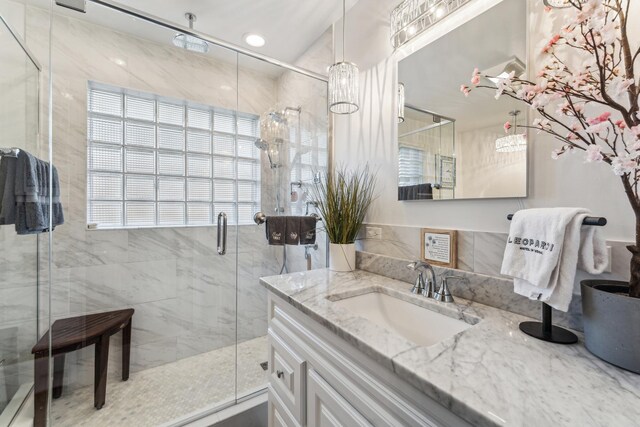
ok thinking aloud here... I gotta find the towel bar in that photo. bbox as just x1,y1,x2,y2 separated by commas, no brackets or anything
253,211,321,225
0,147,20,157
506,211,607,344
507,213,607,226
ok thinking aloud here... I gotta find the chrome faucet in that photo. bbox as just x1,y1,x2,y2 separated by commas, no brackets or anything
407,261,437,298
433,276,469,303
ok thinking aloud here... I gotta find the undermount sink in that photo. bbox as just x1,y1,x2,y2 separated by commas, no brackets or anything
332,292,472,347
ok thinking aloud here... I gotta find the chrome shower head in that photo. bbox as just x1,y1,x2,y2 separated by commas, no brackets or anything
173,13,209,53
268,111,288,125
254,138,269,151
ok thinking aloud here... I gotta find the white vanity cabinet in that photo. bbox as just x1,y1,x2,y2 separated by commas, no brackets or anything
266,292,472,427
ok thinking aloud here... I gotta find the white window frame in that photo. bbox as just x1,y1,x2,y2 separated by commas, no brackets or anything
86,82,261,229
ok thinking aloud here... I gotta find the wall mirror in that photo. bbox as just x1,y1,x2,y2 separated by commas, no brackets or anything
397,0,528,201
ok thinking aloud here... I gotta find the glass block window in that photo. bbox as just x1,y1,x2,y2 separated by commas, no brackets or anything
398,146,424,187
87,82,260,228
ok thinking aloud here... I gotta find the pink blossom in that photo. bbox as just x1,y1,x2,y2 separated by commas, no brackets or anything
494,71,515,99
503,121,512,133
585,145,603,163
531,94,551,109
533,118,551,132
615,120,626,130
566,131,580,141
552,145,571,159
544,6,552,13
612,155,637,176
460,84,470,97
609,76,634,98
542,34,561,53
599,21,618,45
587,112,611,125
471,68,481,85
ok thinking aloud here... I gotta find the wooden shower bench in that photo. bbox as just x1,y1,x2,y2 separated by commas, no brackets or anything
32,308,134,427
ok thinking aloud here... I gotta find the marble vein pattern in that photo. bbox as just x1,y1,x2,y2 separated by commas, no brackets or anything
356,251,584,331
7,3,330,396
260,269,640,427
357,223,632,283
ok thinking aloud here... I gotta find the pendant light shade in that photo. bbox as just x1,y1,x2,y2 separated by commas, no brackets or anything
329,0,359,114
329,62,359,114
496,110,527,153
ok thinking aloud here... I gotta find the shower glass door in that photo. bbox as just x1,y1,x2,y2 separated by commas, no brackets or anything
48,3,242,425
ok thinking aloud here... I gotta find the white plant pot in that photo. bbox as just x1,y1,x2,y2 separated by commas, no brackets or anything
329,243,356,272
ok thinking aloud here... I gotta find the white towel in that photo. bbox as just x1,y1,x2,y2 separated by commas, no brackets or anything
500,208,608,312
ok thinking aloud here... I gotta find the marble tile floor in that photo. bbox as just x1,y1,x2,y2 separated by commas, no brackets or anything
49,335,269,427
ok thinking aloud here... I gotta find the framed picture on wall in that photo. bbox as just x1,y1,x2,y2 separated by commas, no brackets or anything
437,155,456,189
420,228,457,268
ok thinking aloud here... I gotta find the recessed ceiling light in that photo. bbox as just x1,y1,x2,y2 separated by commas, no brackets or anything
244,33,266,47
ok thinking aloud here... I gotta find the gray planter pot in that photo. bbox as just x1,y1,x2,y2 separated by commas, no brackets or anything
581,280,640,374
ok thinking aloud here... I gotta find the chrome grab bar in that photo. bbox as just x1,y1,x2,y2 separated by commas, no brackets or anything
217,212,227,255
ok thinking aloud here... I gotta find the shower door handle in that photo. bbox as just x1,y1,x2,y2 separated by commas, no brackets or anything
217,212,227,255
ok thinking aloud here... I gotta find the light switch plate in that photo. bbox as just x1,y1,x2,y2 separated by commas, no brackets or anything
366,226,382,239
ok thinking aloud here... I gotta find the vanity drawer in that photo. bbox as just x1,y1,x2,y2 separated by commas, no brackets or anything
268,386,301,427
307,368,372,427
268,329,306,425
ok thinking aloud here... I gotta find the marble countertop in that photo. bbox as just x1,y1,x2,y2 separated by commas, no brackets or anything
260,269,640,427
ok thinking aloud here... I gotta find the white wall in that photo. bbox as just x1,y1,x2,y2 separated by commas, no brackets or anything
334,0,636,243
456,121,527,199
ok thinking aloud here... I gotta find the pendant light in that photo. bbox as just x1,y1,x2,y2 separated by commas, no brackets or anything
496,110,527,153
329,0,359,114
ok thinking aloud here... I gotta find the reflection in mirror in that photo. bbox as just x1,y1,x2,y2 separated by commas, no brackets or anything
397,0,527,201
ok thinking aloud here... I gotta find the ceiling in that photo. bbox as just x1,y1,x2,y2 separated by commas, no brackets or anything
31,0,360,70
398,0,526,132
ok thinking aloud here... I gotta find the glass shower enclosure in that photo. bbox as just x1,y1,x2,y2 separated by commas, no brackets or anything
0,8,43,427
1,0,329,425
42,0,329,426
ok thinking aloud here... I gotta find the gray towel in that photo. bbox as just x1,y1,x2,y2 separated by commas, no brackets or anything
286,216,300,245
265,216,285,246
0,156,17,224
299,216,317,245
14,151,64,235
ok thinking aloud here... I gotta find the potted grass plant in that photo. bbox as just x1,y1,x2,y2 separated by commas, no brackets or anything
313,166,377,272
463,0,640,372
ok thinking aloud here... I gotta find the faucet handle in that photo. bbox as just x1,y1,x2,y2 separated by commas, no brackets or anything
410,273,425,294
433,275,467,303
406,261,422,270
407,260,430,271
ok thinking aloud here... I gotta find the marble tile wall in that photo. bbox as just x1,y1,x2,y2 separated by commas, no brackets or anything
357,223,633,330
3,6,328,394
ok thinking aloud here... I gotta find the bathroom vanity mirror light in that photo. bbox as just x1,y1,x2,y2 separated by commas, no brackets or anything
396,0,528,201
